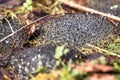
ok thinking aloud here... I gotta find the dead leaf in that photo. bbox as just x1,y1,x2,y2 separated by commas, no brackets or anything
0,0,24,8
74,61,114,73
0,67,11,80
75,0,88,5
89,74,115,80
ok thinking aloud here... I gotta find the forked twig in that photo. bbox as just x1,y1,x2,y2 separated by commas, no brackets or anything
0,15,49,43
4,18,14,33
86,43,120,58
58,0,120,22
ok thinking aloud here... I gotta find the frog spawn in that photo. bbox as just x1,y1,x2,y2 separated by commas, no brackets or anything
10,44,82,80
0,18,28,55
35,13,116,46
9,13,118,79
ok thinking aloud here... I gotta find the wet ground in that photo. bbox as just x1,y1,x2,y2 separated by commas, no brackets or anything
0,0,120,80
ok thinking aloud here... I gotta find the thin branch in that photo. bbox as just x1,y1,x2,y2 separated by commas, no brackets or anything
0,15,49,43
0,33,14,42
4,18,14,33
58,0,120,22
86,43,120,58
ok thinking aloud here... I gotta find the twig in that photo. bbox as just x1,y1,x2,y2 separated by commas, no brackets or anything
86,43,120,58
0,33,14,42
0,15,49,43
4,18,14,33
58,0,120,22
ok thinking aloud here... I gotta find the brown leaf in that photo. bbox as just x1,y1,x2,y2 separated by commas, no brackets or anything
89,74,115,80
74,61,113,73
0,67,11,80
92,64,114,72
0,0,24,8
74,0,88,5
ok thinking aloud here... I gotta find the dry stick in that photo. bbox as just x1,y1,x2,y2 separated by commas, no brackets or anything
0,15,49,43
86,43,120,58
4,18,14,33
58,0,120,22
0,33,14,43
